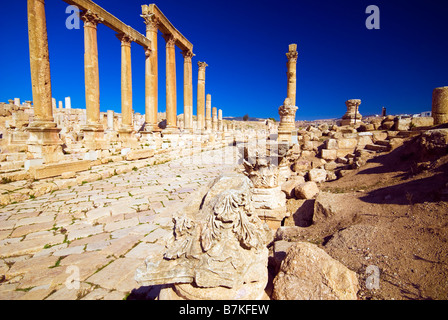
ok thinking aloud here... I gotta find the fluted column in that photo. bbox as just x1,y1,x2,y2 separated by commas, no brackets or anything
163,34,177,131
286,44,298,107
205,94,212,131
81,10,103,130
117,33,134,131
197,62,208,130
182,50,194,132
142,12,159,132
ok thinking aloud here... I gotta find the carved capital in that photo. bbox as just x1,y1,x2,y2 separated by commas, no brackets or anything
80,10,104,28
162,34,176,48
181,50,194,62
286,50,298,62
141,13,160,32
198,61,208,70
116,33,134,46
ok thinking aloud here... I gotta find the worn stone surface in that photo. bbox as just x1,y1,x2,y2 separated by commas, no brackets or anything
272,242,359,300
294,181,320,199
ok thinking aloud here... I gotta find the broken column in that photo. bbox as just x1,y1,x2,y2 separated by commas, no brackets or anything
286,44,298,106
341,99,362,126
432,87,448,125
212,107,218,132
65,96,71,109
197,62,208,131
26,0,63,163
218,109,223,132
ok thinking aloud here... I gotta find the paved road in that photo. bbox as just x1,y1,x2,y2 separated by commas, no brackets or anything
0,147,239,300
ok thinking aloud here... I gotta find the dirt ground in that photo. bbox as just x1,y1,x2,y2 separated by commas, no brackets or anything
281,136,448,300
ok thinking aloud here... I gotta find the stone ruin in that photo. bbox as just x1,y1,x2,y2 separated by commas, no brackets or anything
135,172,272,300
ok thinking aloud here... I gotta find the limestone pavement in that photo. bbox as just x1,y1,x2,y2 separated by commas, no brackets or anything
0,147,239,300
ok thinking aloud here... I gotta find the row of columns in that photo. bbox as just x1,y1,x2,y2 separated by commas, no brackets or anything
26,0,225,159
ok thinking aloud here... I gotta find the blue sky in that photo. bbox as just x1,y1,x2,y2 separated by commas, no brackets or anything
1,0,447,121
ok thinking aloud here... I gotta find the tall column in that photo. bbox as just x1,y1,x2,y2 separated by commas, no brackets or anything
205,94,212,131
27,0,54,125
117,33,134,132
182,50,194,132
81,10,103,130
163,34,177,131
286,44,298,107
26,0,63,163
142,11,159,132
197,62,208,130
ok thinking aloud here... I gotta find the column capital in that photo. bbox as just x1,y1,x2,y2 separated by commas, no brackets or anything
141,13,160,32
286,44,298,62
81,10,104,28
181,50,195,62
198,61,208,70
162,34,176,48
116,33,134,46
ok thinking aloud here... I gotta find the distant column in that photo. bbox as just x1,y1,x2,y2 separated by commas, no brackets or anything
107,110,114,131
58,101,63,110
182,50,194,132
117,33,134,131
163,34,177,131
197,62,208,130
205,94,212,131
142,11,159,132
212,107,218,132
286,44,298,107
81,10,103,130
218,109,223,131
65,97,71,109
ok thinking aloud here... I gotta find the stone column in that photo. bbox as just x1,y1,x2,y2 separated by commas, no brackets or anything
52,98,56,109
218,109,223,132
58,101,63,110
432,87,448,125
212,107,218,132
205,94,212,131
107,110,114,131
142,11,159,132
81,10,103,130
341,99,362,126
286,44,298,107
163,34,177,132
197,62,208,130
26,0,63,163
65,97,71,109
117,33,134,131
182,50,194,132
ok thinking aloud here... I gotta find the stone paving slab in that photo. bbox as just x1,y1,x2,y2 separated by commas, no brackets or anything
0,147,239,300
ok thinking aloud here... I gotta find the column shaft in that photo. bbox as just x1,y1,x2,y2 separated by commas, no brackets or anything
197,62,208,130
164,34,177,130
205,94,212,131
27,0,53,124
182,50,194,131
286,44,298,107
82,10,103,128
118,34,134,130
143,14,159,131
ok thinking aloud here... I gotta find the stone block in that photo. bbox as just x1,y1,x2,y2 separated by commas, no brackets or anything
29,160,92,180
324,139,338,150
308,168,327,183
411,117,434,128
281,176,306,198
395,118,411,131
337,138,358,149
321,149,337,161
125,149,155,161
294,181,320,199
83,150,98,161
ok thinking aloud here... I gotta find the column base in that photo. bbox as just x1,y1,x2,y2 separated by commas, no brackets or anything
119,127,139,148
140,131,162,149
82,125,108,150
26,122,64,164
277,130,292,143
